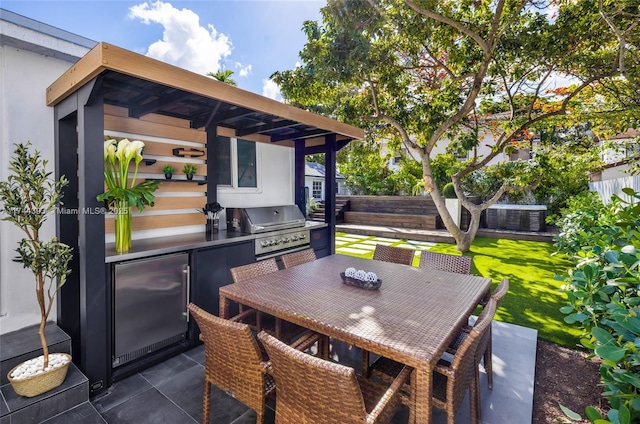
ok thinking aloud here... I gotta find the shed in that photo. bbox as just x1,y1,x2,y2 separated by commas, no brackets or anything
305,161,347,202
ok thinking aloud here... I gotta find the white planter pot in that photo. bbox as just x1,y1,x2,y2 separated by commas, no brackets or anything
445,198,461,227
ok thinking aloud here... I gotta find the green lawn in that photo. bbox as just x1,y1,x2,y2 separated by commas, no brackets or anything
335,232,581,347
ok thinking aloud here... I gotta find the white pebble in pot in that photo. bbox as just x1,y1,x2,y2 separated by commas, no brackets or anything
345,267,357,278
365,272,378,282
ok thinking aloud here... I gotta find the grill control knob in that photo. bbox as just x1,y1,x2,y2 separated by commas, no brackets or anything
260,241,268,247
299,234,307,239
291,235,299,241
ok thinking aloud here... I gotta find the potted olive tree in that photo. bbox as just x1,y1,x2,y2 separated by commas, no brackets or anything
0,142,73,397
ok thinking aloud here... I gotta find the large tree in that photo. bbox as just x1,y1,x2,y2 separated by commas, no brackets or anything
272,0,639,251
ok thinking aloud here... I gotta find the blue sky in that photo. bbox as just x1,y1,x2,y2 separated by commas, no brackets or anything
2,0,324,98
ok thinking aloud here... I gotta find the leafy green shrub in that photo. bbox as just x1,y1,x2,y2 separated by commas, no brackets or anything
551,191,611,258
430,153,465,192
442,182,457,198
559,188,640,423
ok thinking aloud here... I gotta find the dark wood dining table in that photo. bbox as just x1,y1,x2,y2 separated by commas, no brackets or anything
218,254,492,424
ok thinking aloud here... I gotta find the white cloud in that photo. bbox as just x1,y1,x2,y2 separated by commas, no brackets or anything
128,1,232,75
235,62,252,77
262,79,282,101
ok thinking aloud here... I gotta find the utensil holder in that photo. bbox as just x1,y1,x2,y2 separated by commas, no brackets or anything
206,218,219,236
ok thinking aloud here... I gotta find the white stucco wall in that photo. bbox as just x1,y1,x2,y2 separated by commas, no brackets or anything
380,127,513,171
0,46,91,333
218,142,295,211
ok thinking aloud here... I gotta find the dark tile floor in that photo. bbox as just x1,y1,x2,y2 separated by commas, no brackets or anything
76,340,409,424
39,320,536,423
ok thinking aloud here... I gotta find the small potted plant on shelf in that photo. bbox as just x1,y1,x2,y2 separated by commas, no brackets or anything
162,164,175,180
0,142,74,397
182,163,198,180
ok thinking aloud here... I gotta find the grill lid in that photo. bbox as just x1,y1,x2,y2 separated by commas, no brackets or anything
227,205,306,234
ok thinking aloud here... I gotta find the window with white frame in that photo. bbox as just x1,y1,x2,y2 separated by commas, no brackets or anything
216,136,258,188
312,181,322,199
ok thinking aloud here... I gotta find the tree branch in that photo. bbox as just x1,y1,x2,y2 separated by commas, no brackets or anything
598,0,640,75
405,0,490,53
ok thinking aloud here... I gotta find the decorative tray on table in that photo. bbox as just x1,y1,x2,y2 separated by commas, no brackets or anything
340,268,382,290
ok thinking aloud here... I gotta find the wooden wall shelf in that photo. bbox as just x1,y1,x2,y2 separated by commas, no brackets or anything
148,178,207,186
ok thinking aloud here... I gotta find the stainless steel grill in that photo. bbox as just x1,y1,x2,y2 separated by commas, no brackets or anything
226,205,310,259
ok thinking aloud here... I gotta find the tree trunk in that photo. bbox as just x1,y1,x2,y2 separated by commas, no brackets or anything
423,158,485,252
429,190,479,252
39,315,49,369
36,276,49,369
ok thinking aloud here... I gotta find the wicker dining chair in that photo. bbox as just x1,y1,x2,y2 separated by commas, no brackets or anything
258,331,412,424
372,244,415,266
187,303,275,424
369,298,498,424
280,247,333,358
281,248,317,269
419,251,472,275
230,259,307,344
229,258,279,333
447,278,509,390
361,244,416,375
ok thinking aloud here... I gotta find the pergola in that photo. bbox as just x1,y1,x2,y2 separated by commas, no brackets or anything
46,42,363,393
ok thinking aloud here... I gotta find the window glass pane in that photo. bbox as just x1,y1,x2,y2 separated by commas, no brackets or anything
237,139,257,188
216,136,231,185
312,181,322,198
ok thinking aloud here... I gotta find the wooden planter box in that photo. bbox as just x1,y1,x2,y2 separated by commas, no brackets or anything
486,204,547,232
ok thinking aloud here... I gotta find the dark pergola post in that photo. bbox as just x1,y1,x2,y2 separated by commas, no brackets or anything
324,134,337,254
294,139,306,216
55,76,109,395
205,123,220,205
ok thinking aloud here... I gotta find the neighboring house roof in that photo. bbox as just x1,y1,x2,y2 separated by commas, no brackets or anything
610,128,640,140
305,162,344,180
0,8,97,62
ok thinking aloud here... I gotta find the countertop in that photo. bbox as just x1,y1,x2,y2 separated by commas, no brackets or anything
105,231,255,263
105,220,328,263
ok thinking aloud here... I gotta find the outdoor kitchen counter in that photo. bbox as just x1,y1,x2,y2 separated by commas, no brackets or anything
105,231,256,263
305,220,328,229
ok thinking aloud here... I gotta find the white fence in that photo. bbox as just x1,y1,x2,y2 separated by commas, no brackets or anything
589,176,640,204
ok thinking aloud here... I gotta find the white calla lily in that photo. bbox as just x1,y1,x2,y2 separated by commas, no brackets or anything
98,137,159,253
129,140,145,165
116,139,130,161
104,139,117,162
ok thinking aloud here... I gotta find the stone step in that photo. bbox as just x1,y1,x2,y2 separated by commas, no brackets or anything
0,323,89,424
1,362,88,424
1,323,71,386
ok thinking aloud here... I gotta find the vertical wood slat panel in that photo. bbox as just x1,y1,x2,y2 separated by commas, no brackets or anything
104,113,209,233
105,213,205,233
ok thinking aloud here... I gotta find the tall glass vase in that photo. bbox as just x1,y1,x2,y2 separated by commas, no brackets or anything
114,199,132,253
